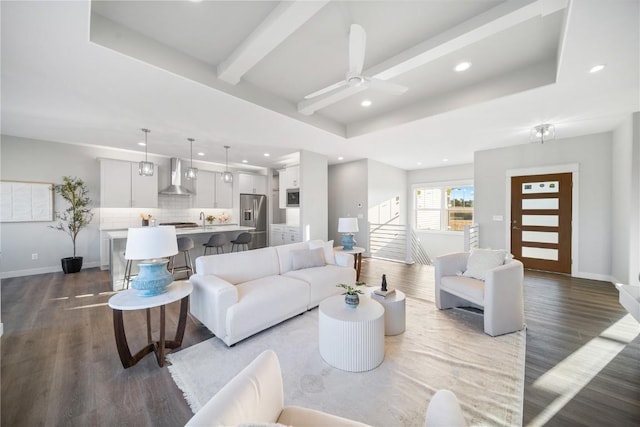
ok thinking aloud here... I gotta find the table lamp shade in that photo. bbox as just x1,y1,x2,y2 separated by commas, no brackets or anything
338,217,359,233
125,226,178,260
124,226,178,297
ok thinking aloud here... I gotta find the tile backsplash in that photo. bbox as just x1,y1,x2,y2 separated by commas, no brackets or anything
99,195,238,230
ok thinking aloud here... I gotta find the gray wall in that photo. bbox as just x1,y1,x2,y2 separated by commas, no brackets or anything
474,132,613,280
328,160,368,252
408,163,474,260
611,112,640,286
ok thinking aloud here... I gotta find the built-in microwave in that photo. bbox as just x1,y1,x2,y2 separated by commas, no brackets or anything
286,188,300,207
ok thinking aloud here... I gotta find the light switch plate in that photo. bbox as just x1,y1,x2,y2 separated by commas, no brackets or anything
493,215,503,221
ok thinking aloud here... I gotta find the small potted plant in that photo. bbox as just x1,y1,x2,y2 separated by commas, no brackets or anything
337,281,366,307
206,214,215,225
49,176,94,274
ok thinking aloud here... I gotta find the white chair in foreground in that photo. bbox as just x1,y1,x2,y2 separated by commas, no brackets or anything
435,249,525,336
185,350,467,427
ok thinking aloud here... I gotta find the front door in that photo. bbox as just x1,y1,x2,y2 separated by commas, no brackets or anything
510,173,572,273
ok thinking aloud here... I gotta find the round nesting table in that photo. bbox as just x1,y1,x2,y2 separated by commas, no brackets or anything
318,294,385,372
370,289,406,336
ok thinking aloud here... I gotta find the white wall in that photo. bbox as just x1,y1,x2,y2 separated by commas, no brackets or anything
299,150,328,241
474,132,612,280
611,112,640,286
328,160,368,252
407,163,474,260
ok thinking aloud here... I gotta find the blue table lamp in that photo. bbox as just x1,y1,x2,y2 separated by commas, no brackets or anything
338,217,359,251
125,226,178,297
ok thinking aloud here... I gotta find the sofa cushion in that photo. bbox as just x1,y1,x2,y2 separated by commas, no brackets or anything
284,264,355,308
196,246,280,285
227,275,309,340
308,239,336,265
275,242,311,274
291,248,326,270
462,248,507,280
440,276,485,306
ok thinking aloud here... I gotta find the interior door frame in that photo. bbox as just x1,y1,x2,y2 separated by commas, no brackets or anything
505,163,579,276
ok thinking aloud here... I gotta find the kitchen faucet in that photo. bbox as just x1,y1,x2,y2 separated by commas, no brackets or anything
199,211,205,228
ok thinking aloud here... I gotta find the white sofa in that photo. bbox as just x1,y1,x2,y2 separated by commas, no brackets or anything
190,240,356,346
185,349,468,427
434,250,525,336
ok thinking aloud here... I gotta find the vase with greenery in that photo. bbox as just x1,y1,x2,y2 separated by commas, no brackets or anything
50,176,94,274
337,281,366,307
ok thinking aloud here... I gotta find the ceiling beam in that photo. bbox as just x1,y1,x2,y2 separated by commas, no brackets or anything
369,0,568,81
217,0,329,85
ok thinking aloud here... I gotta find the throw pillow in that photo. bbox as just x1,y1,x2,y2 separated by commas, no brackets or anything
462,248,507,280
291,248,326,270
308,239,336,265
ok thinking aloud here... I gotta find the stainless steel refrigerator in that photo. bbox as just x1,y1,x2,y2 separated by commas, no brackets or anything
239,193,267,250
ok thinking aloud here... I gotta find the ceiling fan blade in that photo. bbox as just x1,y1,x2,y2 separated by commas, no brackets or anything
303,80,347,100
349,24,366,75
298,84,367,115
365,77,408,95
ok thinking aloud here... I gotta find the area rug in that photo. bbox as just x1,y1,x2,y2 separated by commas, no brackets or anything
168,297,525,426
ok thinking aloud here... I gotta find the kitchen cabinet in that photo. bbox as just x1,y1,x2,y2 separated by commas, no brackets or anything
215,173,233,208
192,170,215,208
270,224,300,246
238,173,267,195
286,165,300,189
100,159,158,208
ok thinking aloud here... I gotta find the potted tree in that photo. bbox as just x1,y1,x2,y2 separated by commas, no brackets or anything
50,176,94,274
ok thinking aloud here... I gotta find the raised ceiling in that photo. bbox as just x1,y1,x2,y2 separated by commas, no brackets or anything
1,0,639,170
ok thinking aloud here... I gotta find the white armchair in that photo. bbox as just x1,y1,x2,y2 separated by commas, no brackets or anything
434,251,525,336
185,349,467,427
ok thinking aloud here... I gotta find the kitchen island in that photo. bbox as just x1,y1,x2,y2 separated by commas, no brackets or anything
107,225,255,291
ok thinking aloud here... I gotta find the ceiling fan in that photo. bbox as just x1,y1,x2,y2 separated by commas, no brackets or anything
297,24,408,116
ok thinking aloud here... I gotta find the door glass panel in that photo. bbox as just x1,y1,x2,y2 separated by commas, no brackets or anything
522,198,559,210
522,231,559,244
522,215,559,227
522,181,559,194
522,247,558,260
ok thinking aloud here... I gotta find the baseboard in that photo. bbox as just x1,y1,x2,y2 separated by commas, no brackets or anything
573,271,614,283
0,261,101,279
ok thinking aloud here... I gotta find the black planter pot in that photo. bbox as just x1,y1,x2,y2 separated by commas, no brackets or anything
61,257,83,274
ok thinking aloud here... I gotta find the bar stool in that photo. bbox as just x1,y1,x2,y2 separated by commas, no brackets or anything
170,237,194,278
230,232,252,252
123,252,135,289
203,234,227,255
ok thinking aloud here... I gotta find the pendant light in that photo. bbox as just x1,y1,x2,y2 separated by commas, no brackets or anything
222,145,233,183
138,128,154,176
185,138,198,180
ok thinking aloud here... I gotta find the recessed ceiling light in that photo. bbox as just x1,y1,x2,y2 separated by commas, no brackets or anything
338,156,344,161
589,64,605,73
417,162,422,166
242,159,248,163
442,158,449,162
361,99,372,107
137,142,146,146
197,152,205,156
454,62,471,72
264,153,270,157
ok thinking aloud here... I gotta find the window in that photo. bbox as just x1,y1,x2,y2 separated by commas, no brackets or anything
414,184,473,231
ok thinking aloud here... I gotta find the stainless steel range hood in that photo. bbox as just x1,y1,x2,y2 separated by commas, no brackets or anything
159,158,193,196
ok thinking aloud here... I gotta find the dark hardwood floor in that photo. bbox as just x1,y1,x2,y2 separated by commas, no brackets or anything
2,259,638,426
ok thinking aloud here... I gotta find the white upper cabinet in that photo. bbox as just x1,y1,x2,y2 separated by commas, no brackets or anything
100,159,158,208
192,170,215,208
238,173,267,195
287,165,300,189
215,173,233,208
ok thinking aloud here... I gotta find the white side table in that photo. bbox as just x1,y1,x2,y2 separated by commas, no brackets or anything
333,246,365,281
370,288,406,335
318,294,385,372
108,281,192,368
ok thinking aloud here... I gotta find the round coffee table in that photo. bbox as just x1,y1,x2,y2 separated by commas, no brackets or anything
370,289,406,336
318,294,385,372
